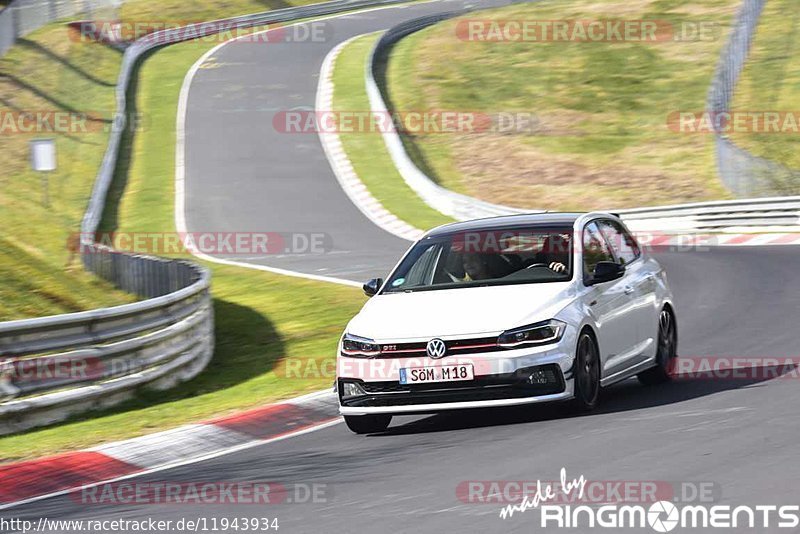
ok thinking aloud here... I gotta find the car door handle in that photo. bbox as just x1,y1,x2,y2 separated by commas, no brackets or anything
624,285,635,295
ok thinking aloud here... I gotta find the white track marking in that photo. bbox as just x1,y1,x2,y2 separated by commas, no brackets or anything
91,424,255,469
316,35,423,242
175,3,439,287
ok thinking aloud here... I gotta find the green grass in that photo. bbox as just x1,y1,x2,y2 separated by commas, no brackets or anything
0,0,398,323
730,0,800,173
119,0,323,24
385,0,741,210
0,32,366,463
0,24,136,319
331,34,454,231
0,0,361,320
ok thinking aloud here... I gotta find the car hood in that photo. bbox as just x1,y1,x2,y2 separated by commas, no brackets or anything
346,283,574,341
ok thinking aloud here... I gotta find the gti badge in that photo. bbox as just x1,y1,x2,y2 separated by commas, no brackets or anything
426,338,446,359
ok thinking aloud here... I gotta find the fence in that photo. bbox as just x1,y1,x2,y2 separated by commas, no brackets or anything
707,0,800,196
0,0,121,57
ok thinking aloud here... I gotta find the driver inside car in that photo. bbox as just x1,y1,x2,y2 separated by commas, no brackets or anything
461,252,493,281
531,235,570,273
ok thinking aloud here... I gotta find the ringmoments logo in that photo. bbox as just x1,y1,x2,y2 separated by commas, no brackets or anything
537,501,800,530
498,468,800,531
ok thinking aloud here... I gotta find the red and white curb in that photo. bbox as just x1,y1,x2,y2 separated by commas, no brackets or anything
637,232,800,248
316,37,424,243
316,39,800,249
0,390,339,509
709,233,800,246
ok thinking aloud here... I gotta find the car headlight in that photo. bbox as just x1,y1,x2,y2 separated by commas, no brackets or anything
498,319,566,349
340,333,380,358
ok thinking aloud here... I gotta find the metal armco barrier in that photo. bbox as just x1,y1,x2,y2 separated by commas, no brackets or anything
0,244,213,435
617,197,800,233
707,0,800,196
366,11,532,221
1,0,414,436
367,9,800,230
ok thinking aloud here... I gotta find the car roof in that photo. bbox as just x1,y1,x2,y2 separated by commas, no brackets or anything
425,212,591,238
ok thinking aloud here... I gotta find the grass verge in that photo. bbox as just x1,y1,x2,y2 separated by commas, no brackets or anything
0,17,370,463
385,0,741,211
119,0,324,25
331,34,454,230
0,24,136,319
0,0,361,320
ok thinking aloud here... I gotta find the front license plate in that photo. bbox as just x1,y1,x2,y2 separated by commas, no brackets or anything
398,364,474,384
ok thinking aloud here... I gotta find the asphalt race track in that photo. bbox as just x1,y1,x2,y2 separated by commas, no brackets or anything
7,1,800,532
182,0,512,282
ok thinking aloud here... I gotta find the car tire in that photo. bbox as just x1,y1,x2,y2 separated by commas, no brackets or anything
571,331,601,412
637,307,678,385
344,414,392,434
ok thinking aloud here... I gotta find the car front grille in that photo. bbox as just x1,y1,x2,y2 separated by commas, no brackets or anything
339,364,565,408
361,382,408,394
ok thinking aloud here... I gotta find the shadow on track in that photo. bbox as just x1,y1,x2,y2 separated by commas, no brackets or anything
371,363,795,436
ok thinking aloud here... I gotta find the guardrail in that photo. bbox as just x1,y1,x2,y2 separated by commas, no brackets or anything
367,10,800,233
0,251,213,435
1,0,415,436
617,197,800,233
366,12,532,221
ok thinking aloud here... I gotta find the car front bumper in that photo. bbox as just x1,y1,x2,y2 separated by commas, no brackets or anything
338,381,575,415
336,345,576,415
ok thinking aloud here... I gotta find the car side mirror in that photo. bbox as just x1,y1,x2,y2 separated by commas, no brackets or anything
362,278,383,297
590,262,625,285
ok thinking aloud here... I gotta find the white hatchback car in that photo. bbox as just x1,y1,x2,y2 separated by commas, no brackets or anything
337,213,677,434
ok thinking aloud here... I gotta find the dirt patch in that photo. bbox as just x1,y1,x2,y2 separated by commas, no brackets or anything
450,134,713,210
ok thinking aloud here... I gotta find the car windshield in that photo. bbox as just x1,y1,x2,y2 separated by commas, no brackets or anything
383,226,573,293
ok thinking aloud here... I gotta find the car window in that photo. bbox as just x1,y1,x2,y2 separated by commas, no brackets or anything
598,220,640,265
582,222,615,279
383,226,573,293
403,244,442,287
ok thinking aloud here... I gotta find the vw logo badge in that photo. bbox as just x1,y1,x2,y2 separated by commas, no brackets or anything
426,338,446,359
